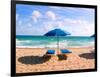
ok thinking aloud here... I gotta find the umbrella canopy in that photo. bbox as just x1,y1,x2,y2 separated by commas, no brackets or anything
44,28,71,54
91,34,95,37
44,29,70,36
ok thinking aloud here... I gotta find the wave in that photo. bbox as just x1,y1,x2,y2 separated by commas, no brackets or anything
16,44,58,48
16,38,94,48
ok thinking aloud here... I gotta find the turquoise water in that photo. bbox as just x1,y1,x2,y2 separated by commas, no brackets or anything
16,35,94,48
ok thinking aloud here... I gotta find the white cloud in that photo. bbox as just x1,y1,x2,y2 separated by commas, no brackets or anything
50,6,94,14
43,22,54,32
32,10,41,18
46,11,56,20
32,10,42,23
27,23,32,27
16,14,19,21
18,20,22,26
17,7,94,36
62,18,94,36
42,17,94,36
16,14,22,26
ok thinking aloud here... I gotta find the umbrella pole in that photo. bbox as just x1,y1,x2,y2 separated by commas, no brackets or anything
58,36,59,54
57,36,59,54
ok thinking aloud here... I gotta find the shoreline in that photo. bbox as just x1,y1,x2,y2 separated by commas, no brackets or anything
16,46,94,49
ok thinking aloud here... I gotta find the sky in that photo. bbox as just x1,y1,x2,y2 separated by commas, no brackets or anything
16,4,95,36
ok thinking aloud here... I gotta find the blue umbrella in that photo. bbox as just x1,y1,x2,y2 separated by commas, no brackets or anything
44,28,71,54
91,34,95,37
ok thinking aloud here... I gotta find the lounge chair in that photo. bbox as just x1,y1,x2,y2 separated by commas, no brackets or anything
44,49,71,61
44,50,58,61
46,50,55,55
60,49,71,54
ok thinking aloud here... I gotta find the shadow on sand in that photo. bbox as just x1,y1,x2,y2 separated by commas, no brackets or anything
18,55,51,65
79,52,95,59
57,54,67,60
18,54,68,64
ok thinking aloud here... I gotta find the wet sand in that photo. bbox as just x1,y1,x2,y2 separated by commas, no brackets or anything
16,47,95,73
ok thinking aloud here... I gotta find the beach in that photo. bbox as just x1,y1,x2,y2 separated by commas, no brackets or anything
16,47,95,73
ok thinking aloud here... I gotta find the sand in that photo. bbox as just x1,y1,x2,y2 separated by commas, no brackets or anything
16,47,95,73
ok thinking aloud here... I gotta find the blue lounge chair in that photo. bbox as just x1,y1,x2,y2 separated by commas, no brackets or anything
60,49,71,54
46,50,55,54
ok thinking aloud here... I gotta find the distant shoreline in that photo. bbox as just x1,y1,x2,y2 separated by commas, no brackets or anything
16,46,94,49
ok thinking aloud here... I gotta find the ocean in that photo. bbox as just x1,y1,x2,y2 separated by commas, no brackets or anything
16,35,94,48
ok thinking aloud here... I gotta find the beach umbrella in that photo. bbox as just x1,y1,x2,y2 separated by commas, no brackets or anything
91,34,95,37
44,28,71,54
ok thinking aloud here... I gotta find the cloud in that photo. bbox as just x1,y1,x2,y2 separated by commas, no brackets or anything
32,10,42,23
62,18,94,36
16,14,19,21
46,11,56,20
50,6,94,13
18,20,22,26
16,14,23,26
42,17,94,36
27,23,32,27
32,10,41,18
16,5,94,36
63,18,89,25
